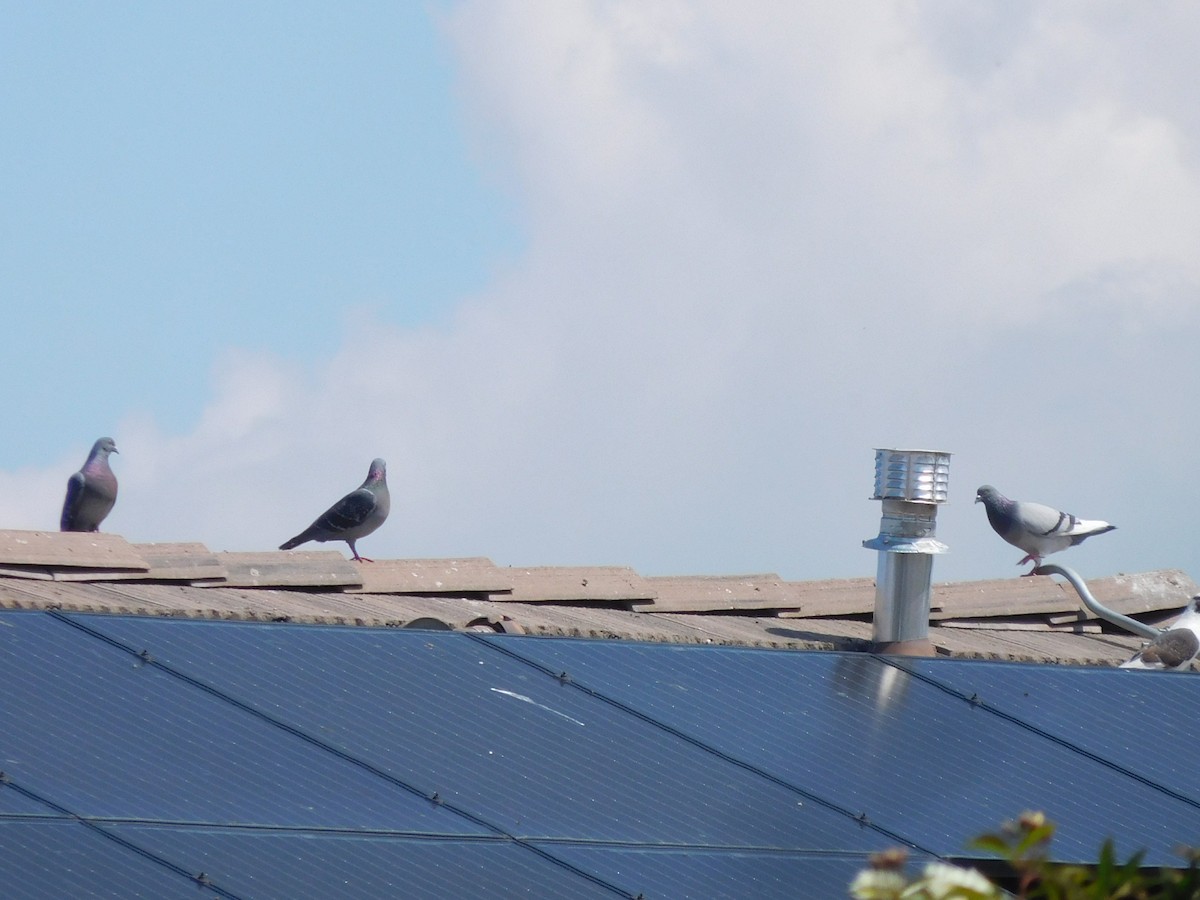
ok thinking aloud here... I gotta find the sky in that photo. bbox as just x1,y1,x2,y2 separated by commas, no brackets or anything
2,1,1199,585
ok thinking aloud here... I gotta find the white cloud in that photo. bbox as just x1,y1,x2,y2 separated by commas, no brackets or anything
8,2,1200,583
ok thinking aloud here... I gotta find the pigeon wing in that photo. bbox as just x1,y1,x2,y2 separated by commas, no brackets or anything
60,472,86,531
311,488,377,537
1011,500,1076,538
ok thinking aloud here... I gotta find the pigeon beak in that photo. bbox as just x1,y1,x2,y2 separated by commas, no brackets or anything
973,495,981,503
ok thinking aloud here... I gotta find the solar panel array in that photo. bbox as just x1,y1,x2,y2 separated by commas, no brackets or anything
1,609,1197,899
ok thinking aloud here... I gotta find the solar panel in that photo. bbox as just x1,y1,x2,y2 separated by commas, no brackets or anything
895,657,1200,803
64,613,882,853
528,844,891,900
477,636,1200,866
104,826,627,900
7,607,1197,897
0,820,220,900
0,612,484,835
0,782,65,818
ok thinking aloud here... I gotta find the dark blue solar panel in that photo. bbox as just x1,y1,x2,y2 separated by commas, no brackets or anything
894,657,1200,799
0,782,66,818
0,612,483,835
106,826,626,899
530,844,895,900
67,613,881,852
0,821,218,900
17,606,1195,893
480,636,1200,866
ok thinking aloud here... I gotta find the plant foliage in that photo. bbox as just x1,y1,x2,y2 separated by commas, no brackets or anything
850,812,1200,899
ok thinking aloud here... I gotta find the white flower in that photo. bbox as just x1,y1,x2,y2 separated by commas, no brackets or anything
849,868,907,899
907,862,1000,899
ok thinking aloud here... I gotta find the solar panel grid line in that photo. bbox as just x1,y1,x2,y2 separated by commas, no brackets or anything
527,837,886,858
0,814,68,823
465,632,940,857
879,657,1200,812
514,842,642,899
4,816,521,840
7,809,893,854
48,611,642,900
0,775,237,899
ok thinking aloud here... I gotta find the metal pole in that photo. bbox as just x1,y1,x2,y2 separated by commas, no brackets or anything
1034,563,1161,640
864,450,951,656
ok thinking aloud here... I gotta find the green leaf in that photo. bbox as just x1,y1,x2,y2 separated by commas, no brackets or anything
967,834,1013,858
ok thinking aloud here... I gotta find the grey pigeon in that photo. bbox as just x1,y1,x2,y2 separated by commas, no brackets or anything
61,437,119,532
975,484,1115,572
1121,597,1200,671
279,458,389,562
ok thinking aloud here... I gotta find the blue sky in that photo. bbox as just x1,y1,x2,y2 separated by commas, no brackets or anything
3,3,1200,586
2,1,517,456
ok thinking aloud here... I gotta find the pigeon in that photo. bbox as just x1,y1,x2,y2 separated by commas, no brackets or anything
279,458,390,562
60,437,119,532
1121,597,1200,671
975,484,1115,573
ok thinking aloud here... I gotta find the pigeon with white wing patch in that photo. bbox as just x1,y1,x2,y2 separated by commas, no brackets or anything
1121,597,1200,671
975,484,1115,573
279,458,390,562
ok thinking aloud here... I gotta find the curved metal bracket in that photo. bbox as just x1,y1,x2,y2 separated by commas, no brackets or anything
1033,563,1161,640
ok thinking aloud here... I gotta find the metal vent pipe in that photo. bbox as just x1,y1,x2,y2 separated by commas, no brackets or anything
862,449,950,655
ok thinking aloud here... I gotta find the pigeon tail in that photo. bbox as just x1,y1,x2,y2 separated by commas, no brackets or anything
279,528,318,551
1067,522,1116,543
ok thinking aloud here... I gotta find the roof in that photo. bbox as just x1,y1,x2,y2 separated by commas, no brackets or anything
0,529,1194,666
3,531,1200,897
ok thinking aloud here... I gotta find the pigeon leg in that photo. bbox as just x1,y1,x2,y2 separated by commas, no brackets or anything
346,540,375,563
1020,558,1043,576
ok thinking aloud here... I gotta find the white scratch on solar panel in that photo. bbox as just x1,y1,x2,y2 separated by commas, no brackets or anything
490,688,585,726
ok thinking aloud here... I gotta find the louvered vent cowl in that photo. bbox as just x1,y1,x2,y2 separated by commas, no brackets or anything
863,449,950,655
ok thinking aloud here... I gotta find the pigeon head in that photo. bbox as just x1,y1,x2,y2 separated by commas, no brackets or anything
93,437,118,457
367,458,386,481
975,485,1003,507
